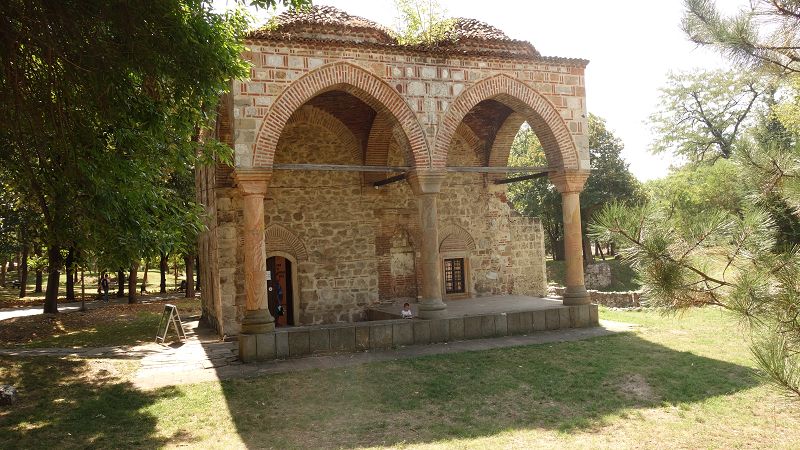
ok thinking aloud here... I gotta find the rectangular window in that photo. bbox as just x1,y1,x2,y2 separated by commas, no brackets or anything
443,258,465,294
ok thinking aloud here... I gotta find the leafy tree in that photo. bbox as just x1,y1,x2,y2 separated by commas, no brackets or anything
683,0,800,75
649,70,766,163
0,0,272,312
592,0,800,397
393,0,455,46
645,158,746,225
507,129,563,258
508,114,642,261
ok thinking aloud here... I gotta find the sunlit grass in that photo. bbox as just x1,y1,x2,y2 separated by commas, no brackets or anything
1,298,202,349
2,307,799,449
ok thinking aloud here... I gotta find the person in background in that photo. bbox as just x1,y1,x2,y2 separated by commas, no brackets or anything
401,302,413,319
100,273,110,303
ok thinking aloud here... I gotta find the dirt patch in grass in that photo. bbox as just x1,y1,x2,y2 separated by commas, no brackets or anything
0,299,202,348
617,373,658,402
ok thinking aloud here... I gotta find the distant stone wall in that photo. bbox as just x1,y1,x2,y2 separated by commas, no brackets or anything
551,287,642,308
585,262,612,290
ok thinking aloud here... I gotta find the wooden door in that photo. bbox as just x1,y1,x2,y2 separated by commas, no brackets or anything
267,256,293,326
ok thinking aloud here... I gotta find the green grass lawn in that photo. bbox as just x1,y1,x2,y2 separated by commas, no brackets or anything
0,298,202,349
2,307,799,449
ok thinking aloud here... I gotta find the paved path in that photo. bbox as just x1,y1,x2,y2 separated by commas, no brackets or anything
0,292,190,322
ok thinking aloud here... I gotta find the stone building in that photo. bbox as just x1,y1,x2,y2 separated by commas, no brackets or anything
196,6,592,358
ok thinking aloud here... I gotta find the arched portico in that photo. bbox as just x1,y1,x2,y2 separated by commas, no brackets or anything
253,61,430,169
435,74,590,305
204,5,595,362
434,74,583,171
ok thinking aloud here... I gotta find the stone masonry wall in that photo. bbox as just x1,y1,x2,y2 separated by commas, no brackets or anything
211,118,548,331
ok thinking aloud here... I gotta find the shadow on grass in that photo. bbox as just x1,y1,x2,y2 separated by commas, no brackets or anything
0,356,183,449
214,331,758,448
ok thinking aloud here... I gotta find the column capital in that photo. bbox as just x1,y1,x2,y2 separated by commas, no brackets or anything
407,169,447,195
233,168,272,196
549,170,590,194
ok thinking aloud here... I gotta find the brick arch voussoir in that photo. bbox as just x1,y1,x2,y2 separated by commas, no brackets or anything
281,105,362,164
439,224,477,253
265,225,309,262
436,74,578,171
255,62,430,169
486,112,527,182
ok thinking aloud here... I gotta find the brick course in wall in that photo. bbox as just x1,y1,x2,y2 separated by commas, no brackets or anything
236,42,588,171
198,7,587,334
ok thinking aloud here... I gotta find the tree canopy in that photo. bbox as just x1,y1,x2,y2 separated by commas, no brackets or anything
683,0,800,75
593,0,800,397
0,0,296,311
649,70,766,163
508,114,642,260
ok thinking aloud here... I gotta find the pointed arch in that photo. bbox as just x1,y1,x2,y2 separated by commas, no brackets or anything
265,225,309,262
489,112,527,168
281,105,362,164
435,74,581,171
254,62,430,169
454,122,483,164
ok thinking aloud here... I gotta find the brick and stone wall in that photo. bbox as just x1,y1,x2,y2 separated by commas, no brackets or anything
551,287,642,308
236,42,588,171
199,7,584,335
204,117,548,333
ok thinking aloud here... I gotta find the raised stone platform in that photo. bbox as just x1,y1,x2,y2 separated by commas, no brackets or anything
239,295,598,361
368,295,575,319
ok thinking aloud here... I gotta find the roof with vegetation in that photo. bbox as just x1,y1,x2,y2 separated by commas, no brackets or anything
248,5,584,64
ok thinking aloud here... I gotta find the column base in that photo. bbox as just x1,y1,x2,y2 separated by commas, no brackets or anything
241,308,275,334
562,286,591,306
238,332,276,362
417,299,448,319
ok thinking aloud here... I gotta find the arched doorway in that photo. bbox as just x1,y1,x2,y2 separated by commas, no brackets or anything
267,256,294,327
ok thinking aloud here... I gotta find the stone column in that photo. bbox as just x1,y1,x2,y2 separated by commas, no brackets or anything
408,169,448,319
234,169,275,361
549,170,591,305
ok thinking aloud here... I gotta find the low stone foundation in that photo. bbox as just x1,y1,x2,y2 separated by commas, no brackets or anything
551,287,642,308
239,303,598,361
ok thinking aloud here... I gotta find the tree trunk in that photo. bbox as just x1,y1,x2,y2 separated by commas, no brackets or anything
610,242,617,257
117,270,125,297
141,259,149,294
159,252,168,293
552,238,565,261
0,258,6,287
184,254,195,298
195,255,201,291
595,240,606,260
582,235,594,264
80,267,86,312
65,247,75,301
128,261,138,304
34,246,43,293
18,244,29,298
174,262,179,291
43,245,62,313
34,270,43,292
